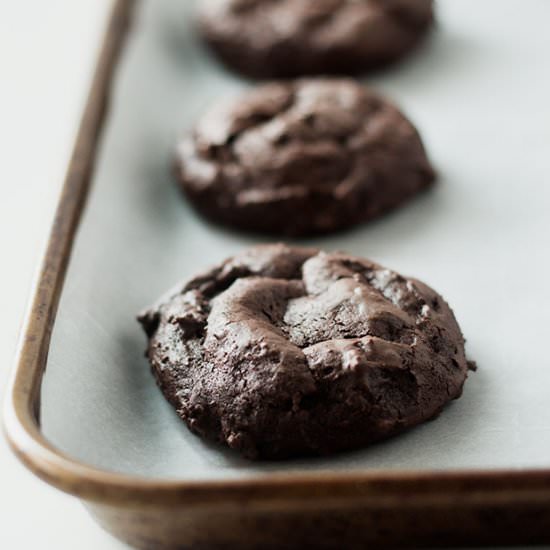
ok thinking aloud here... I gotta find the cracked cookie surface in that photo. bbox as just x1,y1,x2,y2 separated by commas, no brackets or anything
199,0,434,78
176,78,435,236
139,244,469,459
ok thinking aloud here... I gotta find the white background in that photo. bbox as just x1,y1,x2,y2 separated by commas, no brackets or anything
0,1,129,547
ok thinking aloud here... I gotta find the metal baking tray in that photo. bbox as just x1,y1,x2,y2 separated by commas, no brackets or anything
5,0,550,547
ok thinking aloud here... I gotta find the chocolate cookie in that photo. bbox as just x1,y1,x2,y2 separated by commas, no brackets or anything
139,244,470,460
175,78,435,236
199,0,434,78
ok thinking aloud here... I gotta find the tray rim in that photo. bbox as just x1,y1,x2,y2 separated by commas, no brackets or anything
3,0,550,511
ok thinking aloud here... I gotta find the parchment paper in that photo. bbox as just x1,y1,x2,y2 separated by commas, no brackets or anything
42,0,550,479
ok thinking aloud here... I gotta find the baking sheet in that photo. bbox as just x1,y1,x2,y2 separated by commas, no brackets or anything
42,0,550,479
